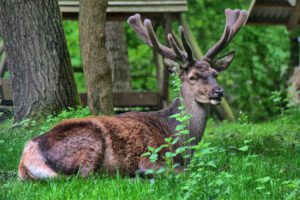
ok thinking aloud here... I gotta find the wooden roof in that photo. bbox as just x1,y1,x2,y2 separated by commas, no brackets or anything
247,0,300,30
59,0,188,20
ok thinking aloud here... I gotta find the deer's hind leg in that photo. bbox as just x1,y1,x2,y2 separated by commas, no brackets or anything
76,145,105,178
136,157,165,178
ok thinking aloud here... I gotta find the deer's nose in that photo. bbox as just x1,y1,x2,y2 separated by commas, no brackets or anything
213,87,224,98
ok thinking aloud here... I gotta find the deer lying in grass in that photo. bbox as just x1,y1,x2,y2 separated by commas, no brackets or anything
18,9,247,180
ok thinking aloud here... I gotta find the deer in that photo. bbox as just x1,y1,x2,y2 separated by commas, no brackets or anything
18,9,248,180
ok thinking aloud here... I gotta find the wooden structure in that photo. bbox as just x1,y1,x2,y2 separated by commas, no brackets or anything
0,0,188,110
60,0,187,20
247,0,300,30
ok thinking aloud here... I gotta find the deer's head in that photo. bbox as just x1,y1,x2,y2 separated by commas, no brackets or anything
128,9,248,105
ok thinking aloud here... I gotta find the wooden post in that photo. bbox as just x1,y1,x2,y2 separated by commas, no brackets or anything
290,36,299,67
161,14,173,106
288,0,300,31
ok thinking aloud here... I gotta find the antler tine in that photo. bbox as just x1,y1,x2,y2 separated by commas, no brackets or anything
205,9,248,59
144,19,183,61
128,14,189,63
179,26,194,62
127,14,150,44
167,33,186,63
231,10,248,38
204,10,231,59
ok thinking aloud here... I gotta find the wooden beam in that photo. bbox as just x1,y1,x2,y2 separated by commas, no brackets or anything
247,20,288,26
0,81,163,109
254,3,292,9
288,0,300,30
80,92,162,108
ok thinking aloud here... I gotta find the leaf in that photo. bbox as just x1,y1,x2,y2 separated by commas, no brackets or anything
154,144,167,153
179,130,189,135
164,137,172,143
142,152,151,157
148,146,155,152
175,147,186,154
165,152,176,158
170,113,181,119
206,161,217,168
145,169,155,175
256,176,271,183
171,137,179,145
175,124,186,131
156,167,165,174
256,186,265,190
243,139,252,144
185,137,195,144
0,140,4,144
238,146,249,152
149,154,158,162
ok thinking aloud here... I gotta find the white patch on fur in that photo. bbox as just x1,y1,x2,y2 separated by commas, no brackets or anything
20,141,57,180
27,165,56,179
210,99,220,105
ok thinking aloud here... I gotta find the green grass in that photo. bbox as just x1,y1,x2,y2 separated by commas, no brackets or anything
0,108,299,200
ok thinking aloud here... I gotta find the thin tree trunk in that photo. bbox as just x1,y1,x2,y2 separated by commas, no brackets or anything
79,0,114,115
0,0,80,122
105,22,131,92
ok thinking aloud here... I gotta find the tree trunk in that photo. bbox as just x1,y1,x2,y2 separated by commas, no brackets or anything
0,0,80,122
79,0,114,115
105,22,131,92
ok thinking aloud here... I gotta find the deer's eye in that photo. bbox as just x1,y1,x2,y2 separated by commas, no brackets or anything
189,76,198,81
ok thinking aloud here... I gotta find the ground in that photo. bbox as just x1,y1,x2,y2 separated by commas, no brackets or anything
0,108,299,200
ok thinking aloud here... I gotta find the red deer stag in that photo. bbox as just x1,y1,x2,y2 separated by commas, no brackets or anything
18,9,248,180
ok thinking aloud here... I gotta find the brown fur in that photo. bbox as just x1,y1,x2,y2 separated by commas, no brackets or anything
18,112,182,180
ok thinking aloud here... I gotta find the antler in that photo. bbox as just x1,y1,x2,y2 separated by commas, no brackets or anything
205,9,248,59
127,14,194,64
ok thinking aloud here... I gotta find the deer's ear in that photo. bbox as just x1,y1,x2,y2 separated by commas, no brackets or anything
163,57,179,74
213,51,235,72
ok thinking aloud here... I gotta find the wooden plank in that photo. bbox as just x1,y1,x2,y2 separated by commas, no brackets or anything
254,3,292,9
0,79,13,100
0,40,4,55
0,88,163,108
0,52,7,78
80,92,162,108
59,0,187,14
288,0,300,30
0,79,13,106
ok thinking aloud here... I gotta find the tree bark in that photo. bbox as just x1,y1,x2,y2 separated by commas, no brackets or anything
79,0,114,115
0,0,80,122
105,22,131,92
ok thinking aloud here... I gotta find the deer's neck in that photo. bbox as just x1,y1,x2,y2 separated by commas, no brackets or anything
155,93,209,146
182,93,209,146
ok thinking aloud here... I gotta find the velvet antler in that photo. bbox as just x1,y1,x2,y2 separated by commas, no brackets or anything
127,14,194,64
204,9,248,60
